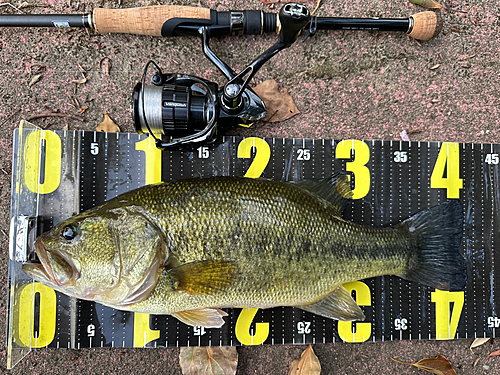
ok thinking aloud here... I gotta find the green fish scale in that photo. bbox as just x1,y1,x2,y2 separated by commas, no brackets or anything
123,177,414,314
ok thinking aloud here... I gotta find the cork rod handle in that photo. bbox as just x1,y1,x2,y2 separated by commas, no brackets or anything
92,5,211,36
408,11,439,41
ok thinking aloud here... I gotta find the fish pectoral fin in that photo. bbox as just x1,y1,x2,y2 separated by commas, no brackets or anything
297,286,365,321
168,260,237,295
172,308,228,328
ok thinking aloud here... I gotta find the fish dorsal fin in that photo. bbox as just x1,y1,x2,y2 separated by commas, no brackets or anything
172,308,228,328
292,173,352,216
297,286,365,321
167,260,237,296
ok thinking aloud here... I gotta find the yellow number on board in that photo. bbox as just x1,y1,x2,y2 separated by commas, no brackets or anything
237,137,271,178
235,308,270,345
135,136,162,185
430,142,463,198
337,281,372,343
235,138,271,344
15,283,57,347
335,140,370,199
431,289,464,340
24,130,62,194
134,136,162,343
133,313,160,347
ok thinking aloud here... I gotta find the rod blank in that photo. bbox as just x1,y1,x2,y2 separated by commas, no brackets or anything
0,14,90,28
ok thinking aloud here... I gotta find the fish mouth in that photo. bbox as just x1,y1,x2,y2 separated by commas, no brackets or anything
22,237,76,287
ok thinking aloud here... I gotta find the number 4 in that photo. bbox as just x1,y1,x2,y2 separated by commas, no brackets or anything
430,143,463,198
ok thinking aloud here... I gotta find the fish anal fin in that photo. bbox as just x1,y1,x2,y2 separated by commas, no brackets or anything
168,260,237,296
297,286,365,321
172,308,227,328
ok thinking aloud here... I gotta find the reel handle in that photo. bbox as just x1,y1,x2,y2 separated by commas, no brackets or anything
278,4,311,45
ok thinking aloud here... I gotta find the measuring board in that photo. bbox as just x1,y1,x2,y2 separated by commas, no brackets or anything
7,121,500,368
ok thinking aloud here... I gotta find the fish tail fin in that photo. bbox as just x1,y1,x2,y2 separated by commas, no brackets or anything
398,200,467,291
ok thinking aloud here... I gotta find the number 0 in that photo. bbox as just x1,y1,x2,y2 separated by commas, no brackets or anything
23,130,62,194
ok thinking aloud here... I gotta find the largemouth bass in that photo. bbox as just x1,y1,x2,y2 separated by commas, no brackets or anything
22,175,467,328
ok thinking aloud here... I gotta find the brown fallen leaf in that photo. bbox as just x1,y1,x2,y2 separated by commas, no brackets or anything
409,0,467,13
489,349,500,357
253,79,300,123
289,345,321,375
311,0,323,15
470,338,491,351
77,64,87,73
179,347,238,375
100,57,112,76
473,357,481,367
392,355,457,375
96,112,120,132
71,75,88,85
29,74,42,88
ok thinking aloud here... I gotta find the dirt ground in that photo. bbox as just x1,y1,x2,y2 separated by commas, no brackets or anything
0,0,500,373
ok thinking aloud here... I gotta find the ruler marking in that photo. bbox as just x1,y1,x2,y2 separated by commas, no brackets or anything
12,132,500,350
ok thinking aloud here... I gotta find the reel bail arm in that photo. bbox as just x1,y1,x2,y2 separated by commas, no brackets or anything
218,4,311,112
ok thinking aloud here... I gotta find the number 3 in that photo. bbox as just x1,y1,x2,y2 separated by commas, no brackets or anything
335,140,371,199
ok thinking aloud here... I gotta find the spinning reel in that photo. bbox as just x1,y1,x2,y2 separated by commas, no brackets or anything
132,3,311,149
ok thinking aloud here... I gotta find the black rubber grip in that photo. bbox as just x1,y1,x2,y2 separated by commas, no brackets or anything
262,12,277,33
243,10,262,35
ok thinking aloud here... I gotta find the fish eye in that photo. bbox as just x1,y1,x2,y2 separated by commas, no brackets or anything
61,226,77,241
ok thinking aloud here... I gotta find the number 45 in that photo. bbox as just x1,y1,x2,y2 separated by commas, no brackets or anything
485,153,499,165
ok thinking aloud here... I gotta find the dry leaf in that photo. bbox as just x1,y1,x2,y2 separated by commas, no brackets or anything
392,355,457,375
77,64,87,73
429,64,441,70
489,349,500,357
29,74,42,88
71,75,88,85
410,0,444,9
409,0,467,12
311,0,323,15
96,112,120,132
100,57,112,76
179,347,238,375
253,79,300,123
288,345,321,375
470,338,491,351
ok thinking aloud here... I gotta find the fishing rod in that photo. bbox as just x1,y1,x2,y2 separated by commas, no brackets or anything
1,4,439,149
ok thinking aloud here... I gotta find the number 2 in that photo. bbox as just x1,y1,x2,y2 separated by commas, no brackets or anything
237,137,271,178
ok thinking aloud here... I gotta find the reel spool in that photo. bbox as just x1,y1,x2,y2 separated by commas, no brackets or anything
132,62,219,148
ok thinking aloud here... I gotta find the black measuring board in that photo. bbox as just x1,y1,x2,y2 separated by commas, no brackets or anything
7,126,500,367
